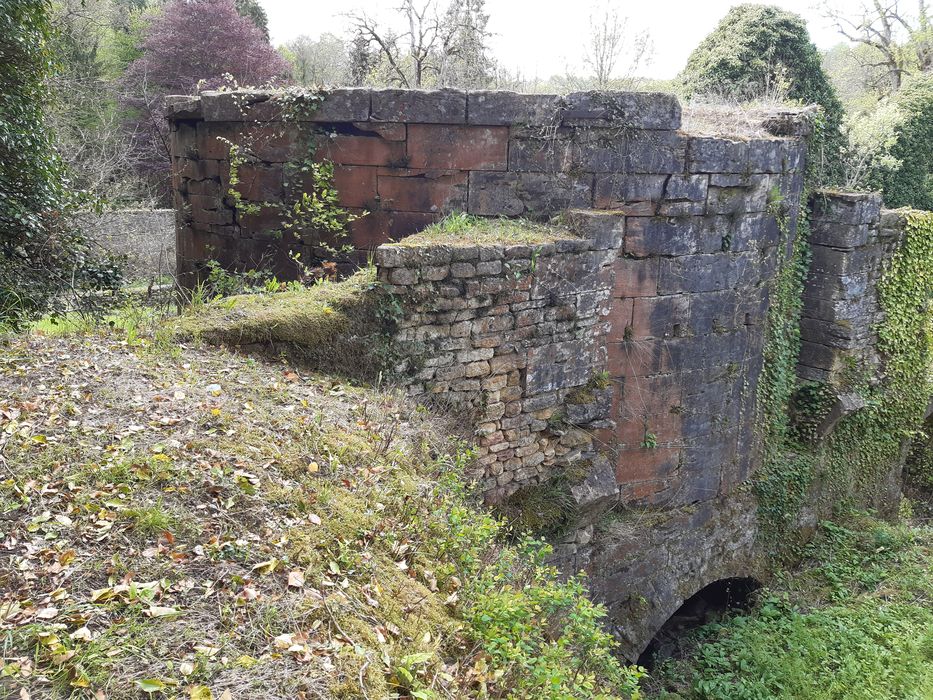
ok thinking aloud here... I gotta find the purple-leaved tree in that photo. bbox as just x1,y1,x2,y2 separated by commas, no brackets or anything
124,0,291,201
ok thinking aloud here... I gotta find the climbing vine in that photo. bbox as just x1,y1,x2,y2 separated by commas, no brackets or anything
223,87,362,263
754,107,933,551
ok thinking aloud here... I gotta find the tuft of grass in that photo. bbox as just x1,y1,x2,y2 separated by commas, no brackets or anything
395,212,576,246
125,501,177,535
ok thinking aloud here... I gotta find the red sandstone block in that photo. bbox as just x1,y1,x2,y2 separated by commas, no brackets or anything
318,133,407,167
608,298,634,342
331,166,378,208
607,339,664,377
234,164,283,202
196,123,242,160
620,478,673,506
615,447,680,483
238,204,283,234
355,122,406,141
377,169,467,212
630,295,690,339
613,257,659,297
407,124,508,170
347,209,439,249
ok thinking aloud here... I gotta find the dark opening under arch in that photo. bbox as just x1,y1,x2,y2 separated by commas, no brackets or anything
638,576,761,668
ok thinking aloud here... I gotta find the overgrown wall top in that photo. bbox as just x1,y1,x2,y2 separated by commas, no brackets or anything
166,88,805,286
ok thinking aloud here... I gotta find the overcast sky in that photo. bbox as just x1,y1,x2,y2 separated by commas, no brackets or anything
262,0,869,80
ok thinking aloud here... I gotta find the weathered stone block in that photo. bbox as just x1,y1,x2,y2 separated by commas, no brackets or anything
371,88,466,123
593,174,666,211
659,254,739,295
317,132,407,167
407,124,508,170
467,172,593,216
574,131,688,174
625,217,703,257
376,168,467,212
630,295,690,339
811,190,881,225
747,139,785,172
808,222,872,249
688,137,748,173
329,166,378,209
305,89,372,122
559,91,682,130
613,257,659,297
467,91,560,125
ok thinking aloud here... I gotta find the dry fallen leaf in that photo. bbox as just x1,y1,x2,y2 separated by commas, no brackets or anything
287,570,305,588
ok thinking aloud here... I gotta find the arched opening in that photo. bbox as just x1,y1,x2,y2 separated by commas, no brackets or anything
638,577,761,669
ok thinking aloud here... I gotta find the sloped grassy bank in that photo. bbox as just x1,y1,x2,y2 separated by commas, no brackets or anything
0,320,642,698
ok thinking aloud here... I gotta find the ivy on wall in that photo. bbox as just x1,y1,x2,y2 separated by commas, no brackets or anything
754,108,933,551
223,87,362,265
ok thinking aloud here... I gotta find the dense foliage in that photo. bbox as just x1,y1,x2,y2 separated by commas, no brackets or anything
126,0,288,94
122,0,289,200
679,4,846,184
0,0,121,328
869,72,933,210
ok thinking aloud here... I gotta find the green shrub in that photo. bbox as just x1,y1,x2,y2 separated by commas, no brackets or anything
871,73,933,209
679,4,846,184
648,517,933,700
0,0,122,329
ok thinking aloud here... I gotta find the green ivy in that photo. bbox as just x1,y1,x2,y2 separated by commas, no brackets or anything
224,87,361,263
0,0,121,328
755,110,933,550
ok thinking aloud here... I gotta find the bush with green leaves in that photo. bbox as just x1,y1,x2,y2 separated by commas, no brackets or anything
0,0,121,329
869,72,933,209
679,4,846,184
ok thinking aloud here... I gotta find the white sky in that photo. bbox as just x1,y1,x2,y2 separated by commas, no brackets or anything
262,0,869,80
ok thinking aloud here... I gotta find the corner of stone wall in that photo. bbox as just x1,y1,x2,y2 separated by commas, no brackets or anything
799,190,907,435
373,212,625,520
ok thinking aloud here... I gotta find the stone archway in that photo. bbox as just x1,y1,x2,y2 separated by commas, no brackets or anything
637,576,761,668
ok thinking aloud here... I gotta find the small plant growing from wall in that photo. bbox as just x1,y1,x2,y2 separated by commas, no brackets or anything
221,86,364,265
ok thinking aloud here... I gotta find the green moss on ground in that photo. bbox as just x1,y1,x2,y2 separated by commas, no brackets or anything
174,268,392,379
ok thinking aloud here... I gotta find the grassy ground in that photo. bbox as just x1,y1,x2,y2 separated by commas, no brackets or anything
644,511,933,700
0,316,640,699
393,214,575,247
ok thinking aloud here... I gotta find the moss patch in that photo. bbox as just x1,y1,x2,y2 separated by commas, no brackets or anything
395,212,576,247
175,268,393,379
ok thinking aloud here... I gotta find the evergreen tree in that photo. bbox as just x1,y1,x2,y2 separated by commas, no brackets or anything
680,4,846,184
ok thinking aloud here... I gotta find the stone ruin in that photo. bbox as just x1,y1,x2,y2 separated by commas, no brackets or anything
167,88,917,659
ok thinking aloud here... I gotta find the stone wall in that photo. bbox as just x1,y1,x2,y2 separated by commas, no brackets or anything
169,89,933,662
799,191,903,385
77,209,175,281
166,89,804,287
375,213,623,511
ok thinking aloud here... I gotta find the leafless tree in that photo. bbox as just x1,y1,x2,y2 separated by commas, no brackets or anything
823,0,932,93
346,0,493,88
347,2,444,87
583,3,653,90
